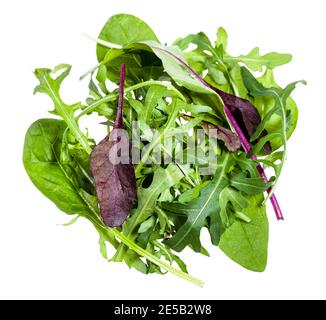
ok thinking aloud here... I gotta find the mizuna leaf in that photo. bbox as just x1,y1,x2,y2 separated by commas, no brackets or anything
90,65,137,227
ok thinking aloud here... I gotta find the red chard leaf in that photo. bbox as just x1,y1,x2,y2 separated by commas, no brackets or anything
213,88,272,154
90,64,137,227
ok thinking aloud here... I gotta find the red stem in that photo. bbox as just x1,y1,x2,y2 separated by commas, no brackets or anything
114,64,126,129
155,46,284,220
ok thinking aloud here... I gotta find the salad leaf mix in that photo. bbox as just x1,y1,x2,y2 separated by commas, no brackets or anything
23,14,304,286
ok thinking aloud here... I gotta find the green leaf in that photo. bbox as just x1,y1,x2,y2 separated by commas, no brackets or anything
231,173,271,195
219,195,269,272
23,119,92,216
178,182,210,203
215,27,228,50
227,47,292,72
139,216,157,234
96,14,159,61
144,85,169,124
255,69,300,150
219,187,249,226
34,64,92,154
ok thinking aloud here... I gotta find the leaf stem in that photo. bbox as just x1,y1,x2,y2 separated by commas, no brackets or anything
114,64,126,128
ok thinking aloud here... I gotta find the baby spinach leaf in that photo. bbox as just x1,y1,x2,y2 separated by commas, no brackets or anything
219,195,269,272
97,14,159,61
23,119,93,216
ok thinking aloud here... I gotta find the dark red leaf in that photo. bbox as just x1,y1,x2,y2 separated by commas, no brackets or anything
90,64,137,227
212,88,272,154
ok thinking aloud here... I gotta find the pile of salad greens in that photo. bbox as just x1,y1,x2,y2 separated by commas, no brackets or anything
23,14,304,286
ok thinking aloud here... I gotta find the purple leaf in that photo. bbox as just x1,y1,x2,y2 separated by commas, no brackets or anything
90,64,137,227
213,88,272,154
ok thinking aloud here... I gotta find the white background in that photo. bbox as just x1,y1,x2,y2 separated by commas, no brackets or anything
0,0,325,300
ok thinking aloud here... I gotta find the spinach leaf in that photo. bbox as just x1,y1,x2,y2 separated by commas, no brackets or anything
97,14,159,61
23,119,93,216
219,195,269,272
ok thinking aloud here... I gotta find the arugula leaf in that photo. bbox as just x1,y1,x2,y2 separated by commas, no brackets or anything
219,195,269,272
231,173,271,195
164,153,232,252
34,64,92,154
225,47,292,72
219,187,249,226
113,164,193,261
